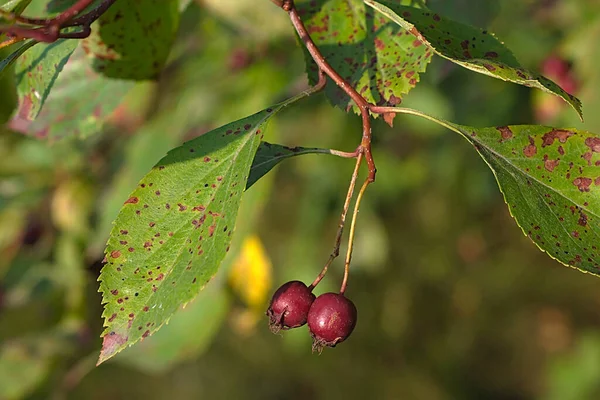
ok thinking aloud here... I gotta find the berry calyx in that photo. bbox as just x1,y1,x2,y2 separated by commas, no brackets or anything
307,292,357,352
266,280,315,333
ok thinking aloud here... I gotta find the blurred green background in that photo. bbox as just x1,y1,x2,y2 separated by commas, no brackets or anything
2,0,600,399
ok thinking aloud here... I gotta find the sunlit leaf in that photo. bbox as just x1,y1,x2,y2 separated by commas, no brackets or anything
98,94,309,364
391,107,600,275
365,0,583,120
364,0,583,119
297,0,432,114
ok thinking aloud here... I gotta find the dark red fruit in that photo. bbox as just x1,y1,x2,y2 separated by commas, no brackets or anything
308,292,357,352
266,281,315,333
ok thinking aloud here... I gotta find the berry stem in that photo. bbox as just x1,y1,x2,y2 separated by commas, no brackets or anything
340,177,370,295
309,152,363,291
274,0,379,290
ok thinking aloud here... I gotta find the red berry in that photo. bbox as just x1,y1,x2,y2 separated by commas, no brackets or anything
266,281,315,333
308,292,357,352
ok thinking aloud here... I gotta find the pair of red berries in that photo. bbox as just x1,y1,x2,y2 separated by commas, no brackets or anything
266,280,357,351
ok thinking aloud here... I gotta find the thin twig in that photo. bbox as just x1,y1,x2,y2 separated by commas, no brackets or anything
52,0,95,25
340,177,369,295
0,0,116,43
309,152,363,291
274,0,380,291
284,1,376,182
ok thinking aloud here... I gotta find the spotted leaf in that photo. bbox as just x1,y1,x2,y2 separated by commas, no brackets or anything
9,47,134,140
247,142,340,189
82,0,180,80
365,0,583,120
12,39,77,121
391,107,600,276
297,0,432,114
98,94,307,364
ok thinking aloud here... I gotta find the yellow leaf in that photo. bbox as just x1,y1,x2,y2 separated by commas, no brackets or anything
228,235,272,310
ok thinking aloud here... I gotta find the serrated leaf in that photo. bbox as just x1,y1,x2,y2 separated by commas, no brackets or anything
82,0,179,80
9,47,134,140
247,142,338,189
365,0,583,120
391,107,600,275
12,39,77,121
98,95,308,364
297,0,432,113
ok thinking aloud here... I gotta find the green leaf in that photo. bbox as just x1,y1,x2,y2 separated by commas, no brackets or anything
98,94,308,364
389,107,600,276
12,39,77,121
297,0,432,113
9,47,134,140
116,284,229,373
0,40,36,76
0,0,32,13
364,0,584,120
247,142,341,189
82,0,180,80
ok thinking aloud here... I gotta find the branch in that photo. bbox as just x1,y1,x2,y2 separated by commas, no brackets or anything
284,0,376,183
0,0,116,43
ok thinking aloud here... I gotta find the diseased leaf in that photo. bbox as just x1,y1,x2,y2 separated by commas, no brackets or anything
247,142,339,189
12,39,77,120
364,0,583,120
82,0,180,80
9,47,134,140
390,107,600,275
98,94,308,364
297,0,432,114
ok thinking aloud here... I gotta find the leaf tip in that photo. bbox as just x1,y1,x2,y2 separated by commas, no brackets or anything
97,330,129,365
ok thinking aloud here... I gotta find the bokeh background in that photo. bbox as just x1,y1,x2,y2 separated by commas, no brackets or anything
2,0,600,399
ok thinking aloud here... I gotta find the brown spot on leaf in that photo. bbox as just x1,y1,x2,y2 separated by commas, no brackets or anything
99,332,128,363
578,212,588,227
496,126,513,141
542,129,574,147
573,177,592,192
585,137,600,152
544,159,559,172
523,136,537,157
124,197,139,205
110,250,121,259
